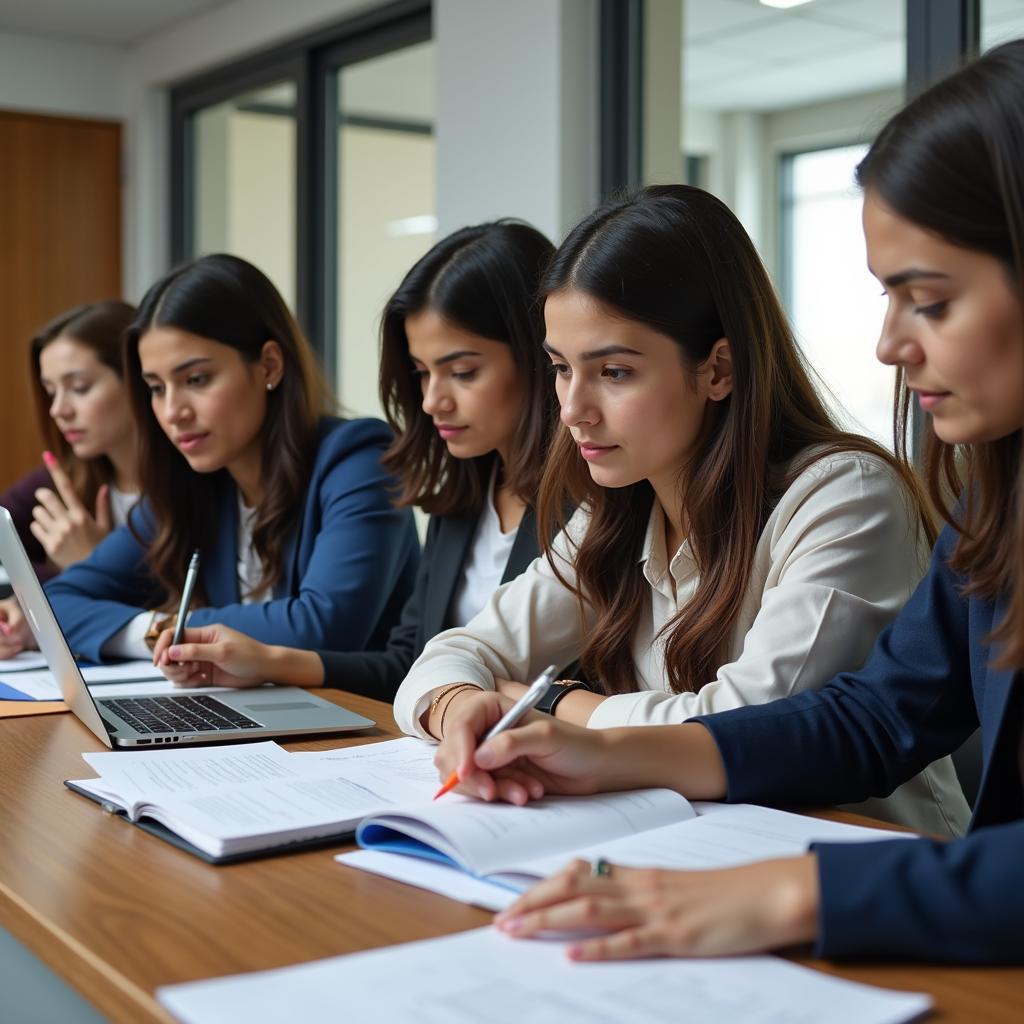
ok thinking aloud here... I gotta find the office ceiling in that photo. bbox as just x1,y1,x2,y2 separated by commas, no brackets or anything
0,0,1021,114
685,0,1024,111
0,0,230,44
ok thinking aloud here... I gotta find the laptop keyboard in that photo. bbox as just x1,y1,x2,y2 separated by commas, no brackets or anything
100,694,263,735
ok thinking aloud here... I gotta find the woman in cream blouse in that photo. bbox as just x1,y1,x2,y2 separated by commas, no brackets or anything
395,185,970,838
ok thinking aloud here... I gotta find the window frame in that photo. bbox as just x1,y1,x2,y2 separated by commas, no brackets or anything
169,0,431,374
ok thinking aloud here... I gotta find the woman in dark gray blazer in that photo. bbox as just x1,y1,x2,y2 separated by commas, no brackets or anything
157,222,559,703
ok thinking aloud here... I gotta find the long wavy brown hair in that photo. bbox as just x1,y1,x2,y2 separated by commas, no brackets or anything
857,39,1024,670
536,184,934,696
30,301,136,509
379,221,557,516
124,254,331,607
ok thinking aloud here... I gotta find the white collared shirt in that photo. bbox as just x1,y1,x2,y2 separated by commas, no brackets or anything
394,449,971,837
450,469,518,629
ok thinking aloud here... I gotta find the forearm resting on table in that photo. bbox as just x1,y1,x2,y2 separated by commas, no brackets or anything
595,724,728,800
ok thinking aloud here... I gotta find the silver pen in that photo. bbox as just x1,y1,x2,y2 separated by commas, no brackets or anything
171,550,201,648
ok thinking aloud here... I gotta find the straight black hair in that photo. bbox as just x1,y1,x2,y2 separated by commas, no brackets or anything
379,220,557,515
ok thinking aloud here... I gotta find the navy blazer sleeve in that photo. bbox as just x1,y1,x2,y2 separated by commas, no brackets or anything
46,419,419,662
315,515,441,701
694,526,1024,962
186,419,418,651
0,466,58,581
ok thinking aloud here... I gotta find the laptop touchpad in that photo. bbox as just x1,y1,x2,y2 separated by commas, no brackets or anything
244,701,321,712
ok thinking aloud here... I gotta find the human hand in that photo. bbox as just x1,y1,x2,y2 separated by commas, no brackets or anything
494,854,820,959
153,624,280,688
434,692,617,805
30,453,112,569
0,597,36,657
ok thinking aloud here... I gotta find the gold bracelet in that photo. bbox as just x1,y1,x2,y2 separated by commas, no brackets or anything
438,684,479,740
429,682,476,717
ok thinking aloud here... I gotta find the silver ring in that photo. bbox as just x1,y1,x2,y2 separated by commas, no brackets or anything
590,857,612,878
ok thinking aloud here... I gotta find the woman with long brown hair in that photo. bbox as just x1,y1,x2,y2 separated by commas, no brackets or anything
433,40,1024,964
0,254,419,663
0,301,138,579
152,222,558,701
396,184,968,836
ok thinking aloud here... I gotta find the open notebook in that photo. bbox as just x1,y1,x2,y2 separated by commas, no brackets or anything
64,737,702,866
65,738,439,863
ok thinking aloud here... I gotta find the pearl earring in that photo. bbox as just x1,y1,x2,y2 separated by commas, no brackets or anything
266,382,274,391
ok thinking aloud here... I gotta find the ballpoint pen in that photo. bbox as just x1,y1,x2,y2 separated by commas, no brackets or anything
170,549,201,651
433,663,558,800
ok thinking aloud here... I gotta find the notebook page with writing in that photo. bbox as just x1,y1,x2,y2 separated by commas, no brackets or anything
68,738,439,859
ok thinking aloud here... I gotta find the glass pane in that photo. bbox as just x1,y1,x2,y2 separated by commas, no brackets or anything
335,41,436,419
189,80,297,311
983,0,1024,48
676,0,906,447
786,145,892,445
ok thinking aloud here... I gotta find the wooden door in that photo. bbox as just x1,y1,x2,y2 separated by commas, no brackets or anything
0,111,122,486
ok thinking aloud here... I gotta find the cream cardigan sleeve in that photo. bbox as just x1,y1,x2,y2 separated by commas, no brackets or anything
587,452,928,727
392,508,594,738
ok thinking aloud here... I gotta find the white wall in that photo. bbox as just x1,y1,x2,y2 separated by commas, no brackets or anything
434,0,599,245
0,29,127,120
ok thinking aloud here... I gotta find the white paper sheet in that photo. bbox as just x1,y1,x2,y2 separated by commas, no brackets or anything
81,661,166,684
157,926,932,1024
0,659,167,701
0,652,48,672
337,849,518,911
0,669,63,700
81,741,302,798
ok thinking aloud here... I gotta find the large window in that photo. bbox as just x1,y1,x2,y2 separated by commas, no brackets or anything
782,144,892,446
680,0,905,445
189,81,298,309
171,1,432,406
605,1,1001,455
331,41,435,419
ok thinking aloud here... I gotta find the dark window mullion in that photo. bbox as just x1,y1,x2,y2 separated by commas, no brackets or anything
904,0,979,459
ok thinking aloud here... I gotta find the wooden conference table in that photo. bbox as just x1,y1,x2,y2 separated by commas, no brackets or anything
1,691,1020,1024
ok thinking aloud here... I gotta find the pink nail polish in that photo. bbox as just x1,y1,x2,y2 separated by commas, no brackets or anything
42,451,56,467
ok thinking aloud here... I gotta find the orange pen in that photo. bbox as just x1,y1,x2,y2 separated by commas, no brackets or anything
433,664,558,799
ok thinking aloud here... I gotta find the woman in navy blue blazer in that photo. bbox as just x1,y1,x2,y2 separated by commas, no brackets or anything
152,222,559,702
431,42,1024,964
0,254,419,662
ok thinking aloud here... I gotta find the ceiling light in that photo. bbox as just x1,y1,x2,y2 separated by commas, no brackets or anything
759,0,815,9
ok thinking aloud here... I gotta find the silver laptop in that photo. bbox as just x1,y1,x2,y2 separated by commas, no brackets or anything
0,507,374,747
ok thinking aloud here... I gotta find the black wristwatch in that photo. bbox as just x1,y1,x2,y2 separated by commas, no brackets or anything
535,678,591,716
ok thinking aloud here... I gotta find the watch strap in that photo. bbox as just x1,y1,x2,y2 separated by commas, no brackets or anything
536,679,591,716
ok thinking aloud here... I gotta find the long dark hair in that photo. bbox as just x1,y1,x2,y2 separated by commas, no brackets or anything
537,184,933,696
379,221,557,515
30,301,137,509
857,39,1024,670
124,254,331,606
